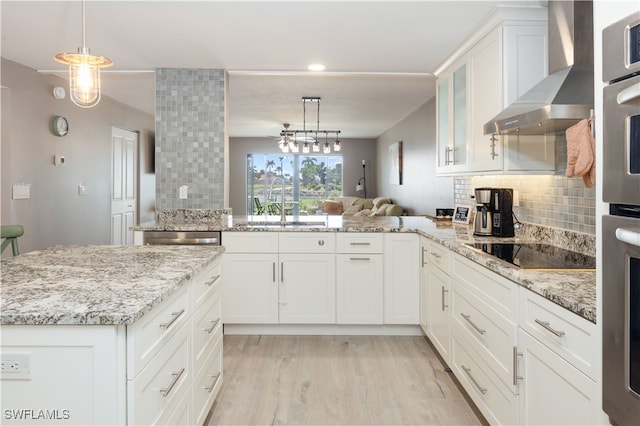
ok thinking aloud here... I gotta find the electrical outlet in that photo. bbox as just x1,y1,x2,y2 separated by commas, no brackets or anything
1,353,31,380
179,185,188,199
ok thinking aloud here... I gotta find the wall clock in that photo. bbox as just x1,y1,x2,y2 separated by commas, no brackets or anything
51,115,69,137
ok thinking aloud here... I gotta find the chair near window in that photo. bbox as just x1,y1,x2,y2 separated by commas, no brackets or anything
267,203,281,215
1,225,24,256
253,197,266,214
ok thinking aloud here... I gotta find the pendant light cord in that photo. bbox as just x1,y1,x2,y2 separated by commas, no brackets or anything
81,0,87,48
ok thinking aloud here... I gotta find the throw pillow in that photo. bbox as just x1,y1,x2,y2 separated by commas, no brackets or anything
345,204,363,214
322,200,344,215
372,197,391,208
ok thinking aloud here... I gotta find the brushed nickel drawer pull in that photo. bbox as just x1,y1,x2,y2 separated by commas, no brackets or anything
431,252,442,259
160,367,186,397
461,313,486,335
204,318,221,334
441,286,448,311
461,365,487,395
350,242,371,246
160,309,185,330
421,247,427,266
349,257,371,261
273,262,276,282
513,346,523,386
204,275,220,286
535,319,565,337
204,373,221,393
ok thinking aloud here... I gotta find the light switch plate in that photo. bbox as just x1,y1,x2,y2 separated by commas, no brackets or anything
12,184,30,200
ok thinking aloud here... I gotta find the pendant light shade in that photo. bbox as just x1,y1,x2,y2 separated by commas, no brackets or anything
54,0,112,108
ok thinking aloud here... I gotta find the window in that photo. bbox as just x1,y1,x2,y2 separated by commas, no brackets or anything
247,154,343,215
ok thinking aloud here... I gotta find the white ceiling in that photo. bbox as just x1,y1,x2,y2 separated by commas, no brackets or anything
1,0,544,138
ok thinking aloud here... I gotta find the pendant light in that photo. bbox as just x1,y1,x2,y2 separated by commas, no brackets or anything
280,97,341,153
54,0,113,108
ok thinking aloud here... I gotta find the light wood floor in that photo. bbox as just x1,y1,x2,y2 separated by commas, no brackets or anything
207,335,485,425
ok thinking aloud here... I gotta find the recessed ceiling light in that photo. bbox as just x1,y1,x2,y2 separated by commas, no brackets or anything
308,64,326,72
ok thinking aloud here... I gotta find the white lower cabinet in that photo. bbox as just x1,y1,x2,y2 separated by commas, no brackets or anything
279,253,336,323
337,233,384,324
426,240,452,363
419,236,430,334
222,253,279,323
422,242,601,425
452,329,518,425
516,330,600,425
223,232,336,324
383,233,420,324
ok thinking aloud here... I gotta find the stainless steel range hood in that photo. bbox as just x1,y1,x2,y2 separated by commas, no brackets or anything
484,0,593,135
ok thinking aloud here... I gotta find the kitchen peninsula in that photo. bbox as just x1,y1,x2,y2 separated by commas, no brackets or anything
137,213,599,425
0,245,224,425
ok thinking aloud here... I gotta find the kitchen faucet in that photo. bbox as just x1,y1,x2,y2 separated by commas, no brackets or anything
269,176,287,223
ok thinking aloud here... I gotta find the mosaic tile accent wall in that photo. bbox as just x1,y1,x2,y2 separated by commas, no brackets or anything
454,134,596,235
155,68,226,209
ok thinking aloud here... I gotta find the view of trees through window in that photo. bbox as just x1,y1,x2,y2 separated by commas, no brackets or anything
247,154,343,215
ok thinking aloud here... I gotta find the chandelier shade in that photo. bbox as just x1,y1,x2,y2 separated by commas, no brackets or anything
279,97,341,153
54,0,113,108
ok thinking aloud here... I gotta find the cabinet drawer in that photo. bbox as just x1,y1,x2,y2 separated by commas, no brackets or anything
452,284,517,389
452,330,518,426
192,257,222,310
222,232,278,253
451,252,517,322
193,339,223,425
429,241,450,274
128,320,191,425
127,286,190,379
193,283,222,375
336,233,383,253
279,232,335,253
519,289,597,380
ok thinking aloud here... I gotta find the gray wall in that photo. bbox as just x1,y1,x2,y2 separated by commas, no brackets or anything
155,69,228,209
1,58,155,254
376,98,454,215
228,137,377,215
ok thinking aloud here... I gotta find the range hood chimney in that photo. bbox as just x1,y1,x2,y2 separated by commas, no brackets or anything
484,0,593,135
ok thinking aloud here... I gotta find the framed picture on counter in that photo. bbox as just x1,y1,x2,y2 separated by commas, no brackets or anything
452,204,472,224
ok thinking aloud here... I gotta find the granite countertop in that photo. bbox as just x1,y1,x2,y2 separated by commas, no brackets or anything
0,245,224,326
137,214,595,323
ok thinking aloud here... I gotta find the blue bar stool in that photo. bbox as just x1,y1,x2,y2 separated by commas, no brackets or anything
1,225,24,256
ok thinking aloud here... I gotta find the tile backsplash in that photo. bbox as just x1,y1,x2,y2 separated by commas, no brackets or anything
155,68,226,209
454,134,596,235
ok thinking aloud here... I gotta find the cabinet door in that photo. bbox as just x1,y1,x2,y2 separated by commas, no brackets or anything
518,331,600,425
222,253,279,324
452,62,468,170
469,27,503,172
336,254,383,324
429,266,451,362
436,76,451,170
420,237,430,334
383,234,420,324
279,253,336,324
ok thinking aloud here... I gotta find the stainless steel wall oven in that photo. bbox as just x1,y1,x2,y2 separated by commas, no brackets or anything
602,11,640,426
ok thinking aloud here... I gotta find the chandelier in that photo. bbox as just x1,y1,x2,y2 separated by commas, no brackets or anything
279,97,341,154
54,0,113,108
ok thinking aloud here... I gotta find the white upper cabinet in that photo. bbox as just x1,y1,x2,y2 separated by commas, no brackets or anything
437,58,469,174
436,7,550,175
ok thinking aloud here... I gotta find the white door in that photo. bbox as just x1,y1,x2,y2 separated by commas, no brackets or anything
111,127,138,245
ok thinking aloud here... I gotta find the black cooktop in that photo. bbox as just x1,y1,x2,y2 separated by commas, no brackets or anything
465,243,596,270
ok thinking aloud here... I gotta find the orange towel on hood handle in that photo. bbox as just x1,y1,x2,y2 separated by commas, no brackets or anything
565,117,595,188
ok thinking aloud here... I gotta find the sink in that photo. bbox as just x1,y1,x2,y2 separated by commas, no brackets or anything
246,220,327,228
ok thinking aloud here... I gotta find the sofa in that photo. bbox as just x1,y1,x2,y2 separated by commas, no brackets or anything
318,196,404,216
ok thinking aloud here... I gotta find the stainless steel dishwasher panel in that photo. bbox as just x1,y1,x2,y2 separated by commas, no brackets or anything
143,231,221,246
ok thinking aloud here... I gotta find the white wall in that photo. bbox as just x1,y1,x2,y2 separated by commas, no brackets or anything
1,59,155,254
376,98,454,215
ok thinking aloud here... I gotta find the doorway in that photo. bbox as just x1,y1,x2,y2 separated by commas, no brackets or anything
111,127,138,245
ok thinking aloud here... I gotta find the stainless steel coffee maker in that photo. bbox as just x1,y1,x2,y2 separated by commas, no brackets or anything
473,187,493,236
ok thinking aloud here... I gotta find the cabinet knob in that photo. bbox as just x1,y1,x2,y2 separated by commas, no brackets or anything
318,239,325,246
